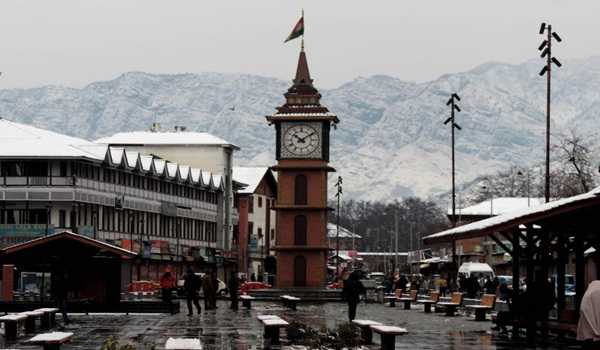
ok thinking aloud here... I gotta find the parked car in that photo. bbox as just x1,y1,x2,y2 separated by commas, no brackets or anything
240,281,271,295
176,273,228,296
367,272,385,284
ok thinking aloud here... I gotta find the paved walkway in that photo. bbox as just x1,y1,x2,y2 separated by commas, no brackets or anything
0,300,581,349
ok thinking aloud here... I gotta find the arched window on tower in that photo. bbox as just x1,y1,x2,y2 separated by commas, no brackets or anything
294,215,307,246
293,255,307,287
294,174,307,205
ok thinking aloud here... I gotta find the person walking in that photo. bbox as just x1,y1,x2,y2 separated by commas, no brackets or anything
201,273,213,310
160,267,176,314
210,271,218,309
52,267,70,325
228,272,239,311
342,271,366,321
183,267,201,316
577,281,600,348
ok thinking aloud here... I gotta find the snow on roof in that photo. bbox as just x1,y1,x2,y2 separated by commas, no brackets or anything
327,223,362,239
96,131,238,149
424,187,600,244
450,197,546,217
232,167,271,194
0,118,107,160
357,252,408,257
0,119,224,191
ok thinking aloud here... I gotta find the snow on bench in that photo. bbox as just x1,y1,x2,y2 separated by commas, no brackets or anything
352,319,382,344
165,337,202,350
369,325,408,350
28,331,73,349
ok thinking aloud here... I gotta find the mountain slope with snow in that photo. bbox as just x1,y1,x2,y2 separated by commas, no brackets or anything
0,57,599,201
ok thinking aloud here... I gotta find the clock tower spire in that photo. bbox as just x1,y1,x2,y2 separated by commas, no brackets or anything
266,49,339,289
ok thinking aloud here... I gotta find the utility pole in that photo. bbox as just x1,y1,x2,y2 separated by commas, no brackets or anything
538,22,562,203
444,93,462,275
334,176,343,278
444,93,462,226
394,213,398,272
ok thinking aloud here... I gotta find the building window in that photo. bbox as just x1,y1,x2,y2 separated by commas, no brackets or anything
294,175,307,205
58,210,66,228
248,196,254,213
270,229,275,241
258,227,263,239
258,197,262,208
294,215,307,246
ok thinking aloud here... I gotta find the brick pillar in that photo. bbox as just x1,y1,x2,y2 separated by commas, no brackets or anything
2,264,14,302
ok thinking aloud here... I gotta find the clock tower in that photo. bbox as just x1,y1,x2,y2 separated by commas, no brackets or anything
266,48,339,288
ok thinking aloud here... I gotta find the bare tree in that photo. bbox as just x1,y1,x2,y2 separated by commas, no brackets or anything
557,130,595,194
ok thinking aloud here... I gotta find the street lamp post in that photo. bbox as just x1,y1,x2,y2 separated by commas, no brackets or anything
444,93,462,275
538,22,562,203
518,170,531,207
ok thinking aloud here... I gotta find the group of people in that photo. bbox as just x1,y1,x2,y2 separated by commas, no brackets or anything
459,274,499,298
160,267,229,316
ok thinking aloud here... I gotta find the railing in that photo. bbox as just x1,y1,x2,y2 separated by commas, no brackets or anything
2,176,74,186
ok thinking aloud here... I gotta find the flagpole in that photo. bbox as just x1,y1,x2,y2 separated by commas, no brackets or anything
301,8,305,51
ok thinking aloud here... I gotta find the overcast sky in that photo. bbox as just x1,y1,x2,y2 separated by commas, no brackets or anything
1,1,598,89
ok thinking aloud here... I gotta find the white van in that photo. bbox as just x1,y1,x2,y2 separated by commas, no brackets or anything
458,262,495,280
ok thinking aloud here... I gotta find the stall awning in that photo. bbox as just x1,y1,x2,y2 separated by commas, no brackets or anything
423,187,600,245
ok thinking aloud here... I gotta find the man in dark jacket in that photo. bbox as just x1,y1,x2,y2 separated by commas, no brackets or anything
228,272,239,311
342,271,366,321
183,267,201,315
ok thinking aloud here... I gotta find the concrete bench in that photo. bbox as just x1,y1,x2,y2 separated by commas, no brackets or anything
465,294,496,321
351,319,382,344
20,310,44,334
370,325,408,350
0,314,27,340
27,331,73,350
280,295,300,310
240,295,255,309
416,291,440,313
436,292,463,316
35,308,59,329
385,289,404,307
165,337,203,349
398,290,417,310
258,315,288,346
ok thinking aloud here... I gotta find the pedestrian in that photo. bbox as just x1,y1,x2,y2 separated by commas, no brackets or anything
342,271,366,321
577,281,600,348
210,271,218,309
160,267,176,314
382,274,393,294
484,277,495,294
525,271,555,344
201,273,213,310
183,267,201,316
398,274,408,293
52,267,70,325
250,273,256,282
439,276,448,296
228,272,239,311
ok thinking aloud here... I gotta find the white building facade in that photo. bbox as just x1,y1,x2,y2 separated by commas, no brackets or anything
0,119,225,282
96,130,239,263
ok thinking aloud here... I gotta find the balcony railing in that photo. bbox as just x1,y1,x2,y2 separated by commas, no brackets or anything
0,176,220,214
2,176,74,186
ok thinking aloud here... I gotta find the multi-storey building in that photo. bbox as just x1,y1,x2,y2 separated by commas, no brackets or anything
96,128,240,273
0,118,225,282
232,166,277,281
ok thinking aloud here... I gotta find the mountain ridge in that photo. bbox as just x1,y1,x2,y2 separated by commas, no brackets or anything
1,56,599,201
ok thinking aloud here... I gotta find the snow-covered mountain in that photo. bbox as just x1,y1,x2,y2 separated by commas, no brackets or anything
1,56,599,201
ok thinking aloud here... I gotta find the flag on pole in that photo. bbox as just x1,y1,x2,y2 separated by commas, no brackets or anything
284,16,304,43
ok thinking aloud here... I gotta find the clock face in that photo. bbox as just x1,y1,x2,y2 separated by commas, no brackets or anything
283,124,321,157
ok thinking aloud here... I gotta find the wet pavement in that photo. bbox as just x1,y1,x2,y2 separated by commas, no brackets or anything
0,300,582,349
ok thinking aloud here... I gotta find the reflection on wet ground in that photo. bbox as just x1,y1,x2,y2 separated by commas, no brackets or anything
0,300,582,349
